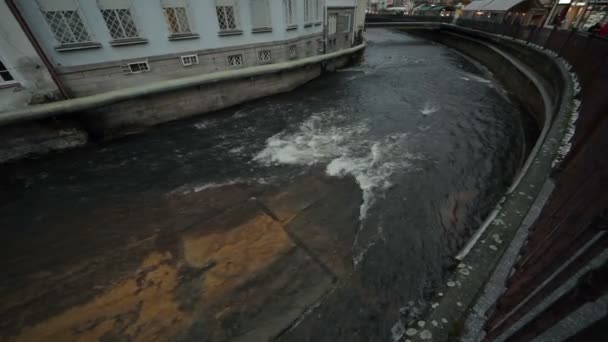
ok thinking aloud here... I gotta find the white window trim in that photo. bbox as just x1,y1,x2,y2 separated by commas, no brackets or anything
0,60,18,86
257,49,272,64
304,0,313,25
250,0,272,32
163,6,196,37
180,54,199,66
283,0,297,29
328,14,337,35
99,7,143,42
227,54,244,68
122,61,151,74
38,2,100,50
216,0,241,34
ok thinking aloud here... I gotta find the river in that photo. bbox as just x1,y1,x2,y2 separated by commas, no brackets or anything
0,29,533,341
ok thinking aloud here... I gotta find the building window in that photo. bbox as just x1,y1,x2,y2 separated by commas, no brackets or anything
216,0,239,32
181,54,199,66
304,0,313,24
328,14,337,35
339,14,351,33
315,0,323,23
250,0,272,32
227,54,243,68
289,45,297,59
122,61,150,74
0,60,16,85
42,10,93,45
283,0,296,29
317,39,323,53
100,8,140,41
258,50,272,63
306,41,313,55
163,7,193,35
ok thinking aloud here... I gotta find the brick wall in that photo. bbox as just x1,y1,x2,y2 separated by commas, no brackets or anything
59,34,324,97
84,64,323,136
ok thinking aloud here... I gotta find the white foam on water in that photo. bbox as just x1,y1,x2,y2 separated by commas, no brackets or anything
420,102,440,116
255,112,420,267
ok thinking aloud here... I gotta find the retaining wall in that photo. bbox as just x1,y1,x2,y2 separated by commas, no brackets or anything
397,25,575,342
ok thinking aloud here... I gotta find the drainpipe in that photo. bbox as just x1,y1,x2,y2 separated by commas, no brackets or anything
5,0,71,99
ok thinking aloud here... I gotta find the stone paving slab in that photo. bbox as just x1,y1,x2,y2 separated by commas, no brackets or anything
1,176,348,341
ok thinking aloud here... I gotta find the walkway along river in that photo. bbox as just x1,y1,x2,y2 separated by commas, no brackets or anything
0,29,537,341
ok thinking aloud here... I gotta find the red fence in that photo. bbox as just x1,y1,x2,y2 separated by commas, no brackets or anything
454,19,608,342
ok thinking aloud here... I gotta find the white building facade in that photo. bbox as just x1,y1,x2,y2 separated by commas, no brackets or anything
11,0,330,97
0,1,61,112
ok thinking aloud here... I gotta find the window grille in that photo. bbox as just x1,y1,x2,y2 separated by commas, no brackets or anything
227,54,243,68
43,10,92,44
258,50,271,63
283,0,296,27
216,1,239,31
164,7,192,34
101,8,140,40
289,45,297,59
122,61,150,74
181,55,199,66
306,41,312,55
0,60,15,84
317,38,323,52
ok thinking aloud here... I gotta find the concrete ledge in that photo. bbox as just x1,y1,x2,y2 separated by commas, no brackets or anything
397,25,576,342
0,43,366,127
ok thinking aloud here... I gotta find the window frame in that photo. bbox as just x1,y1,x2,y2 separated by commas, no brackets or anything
250,0,272,33
216,0,242,35
0,59,18,87
99,7,145,45
163,6,198,40
257,49,272,64
121,61,151,74
180,54,199,66
41,8,101,51
328,14,337,36
227,54,244,68
283,0,297,30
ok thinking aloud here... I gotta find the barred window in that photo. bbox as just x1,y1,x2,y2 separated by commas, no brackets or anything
181,54,199,66
0,60,15,84
258,50,271,63
101,8,140,40
164,7,192,34
306,41,312,55
227,54,243,68
43,10,92,44
121,61,150,74
216,0,239,31
289,45,297,59
283,0,296,27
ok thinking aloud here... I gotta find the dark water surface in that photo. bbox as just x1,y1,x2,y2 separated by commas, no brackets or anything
0,29,529,341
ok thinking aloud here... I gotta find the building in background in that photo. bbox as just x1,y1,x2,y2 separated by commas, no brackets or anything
0,1,61,112
8,0,329,98
461,0,549,26
546,0,608,29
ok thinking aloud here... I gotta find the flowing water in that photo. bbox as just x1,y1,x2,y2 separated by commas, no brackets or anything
0,29,534,341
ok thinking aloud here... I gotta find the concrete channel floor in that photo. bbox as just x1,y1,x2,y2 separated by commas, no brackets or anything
0,174,363,341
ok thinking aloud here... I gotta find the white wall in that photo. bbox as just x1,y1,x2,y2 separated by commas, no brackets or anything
327,0,357,7
0,1,58,112
15,0,325,68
